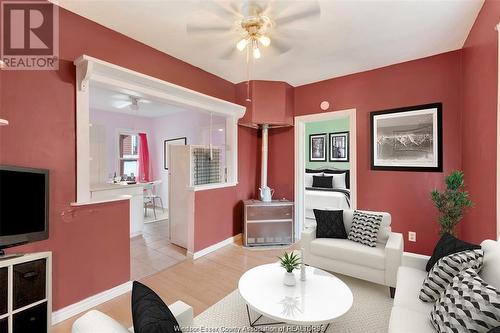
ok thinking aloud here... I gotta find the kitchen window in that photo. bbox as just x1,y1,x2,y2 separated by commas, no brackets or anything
119,133,139,177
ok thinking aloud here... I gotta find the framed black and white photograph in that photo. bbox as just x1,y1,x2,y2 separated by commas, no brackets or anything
309,133,327,162
329,132,349,162
370,103,442,172
164,137,187,170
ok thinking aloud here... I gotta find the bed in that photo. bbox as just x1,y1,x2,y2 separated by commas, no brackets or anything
304,168,351,219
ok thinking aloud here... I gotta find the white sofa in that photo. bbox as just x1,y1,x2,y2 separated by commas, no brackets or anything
71,300,193,333
301,210,403,293
388,239,500,333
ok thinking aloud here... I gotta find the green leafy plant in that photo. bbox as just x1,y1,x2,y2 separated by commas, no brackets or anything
279,251,301,273
430,170,473,235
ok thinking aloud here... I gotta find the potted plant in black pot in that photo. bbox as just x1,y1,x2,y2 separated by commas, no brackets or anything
430,170,473,236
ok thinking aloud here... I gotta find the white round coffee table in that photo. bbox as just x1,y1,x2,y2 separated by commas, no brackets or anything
238,263,353,332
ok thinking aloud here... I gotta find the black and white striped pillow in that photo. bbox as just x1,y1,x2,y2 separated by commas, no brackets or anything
430,268,500,333
347,211,382,247
420,249,483,302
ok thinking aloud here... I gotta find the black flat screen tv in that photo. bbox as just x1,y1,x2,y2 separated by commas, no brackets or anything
0,165,49,251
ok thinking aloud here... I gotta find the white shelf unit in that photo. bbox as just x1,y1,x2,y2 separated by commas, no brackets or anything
0,252,52,333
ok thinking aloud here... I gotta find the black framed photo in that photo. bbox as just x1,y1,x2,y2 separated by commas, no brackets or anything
164,137,187,170
309,133,327,162
370,103,442,172
329,132,349,162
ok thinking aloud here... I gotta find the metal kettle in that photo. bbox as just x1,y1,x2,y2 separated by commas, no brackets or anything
259,186,274,202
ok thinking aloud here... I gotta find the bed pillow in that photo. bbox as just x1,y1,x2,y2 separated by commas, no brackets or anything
305,172,323,187
426,233,481,272
314,209,347,239
430,268,500,333
347,210,382,247
331,173,347,189
312,175,333,189
419,249,484,302
132,281,182,333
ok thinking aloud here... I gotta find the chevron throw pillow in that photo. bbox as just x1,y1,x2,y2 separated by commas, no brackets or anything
420,249,484,302
347,210,382,247
430,268,500,333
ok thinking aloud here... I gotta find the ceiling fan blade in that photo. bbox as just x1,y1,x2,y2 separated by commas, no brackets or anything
269,37,292,54
113,101,132,109
199,1,241,21
186,23,231,34
139,99,152,104
219,46,239,60
274,4,321,27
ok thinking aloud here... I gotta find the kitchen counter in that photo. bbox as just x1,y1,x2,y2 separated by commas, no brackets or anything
90,182,146,192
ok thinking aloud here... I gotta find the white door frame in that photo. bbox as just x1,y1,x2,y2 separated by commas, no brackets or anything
294,108,357,240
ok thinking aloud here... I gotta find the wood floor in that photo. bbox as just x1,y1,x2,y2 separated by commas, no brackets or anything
52,241,294,333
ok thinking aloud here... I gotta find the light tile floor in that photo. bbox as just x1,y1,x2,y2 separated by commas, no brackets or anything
130,219,186,280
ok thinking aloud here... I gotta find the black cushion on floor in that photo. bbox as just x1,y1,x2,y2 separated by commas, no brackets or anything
312,175,333,189
314,209,347,239
132,281,182,333
426,233,481,272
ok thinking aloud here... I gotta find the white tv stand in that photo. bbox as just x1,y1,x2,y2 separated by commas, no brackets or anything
0,252,52,333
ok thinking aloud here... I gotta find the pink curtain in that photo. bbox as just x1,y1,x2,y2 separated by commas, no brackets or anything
138,133,150,182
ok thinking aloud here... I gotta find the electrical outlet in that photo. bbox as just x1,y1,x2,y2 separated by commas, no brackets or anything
408,231,416,242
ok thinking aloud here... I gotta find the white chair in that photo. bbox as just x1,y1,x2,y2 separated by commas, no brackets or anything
72,300,193,333
143,180,164,220
301,209,403,297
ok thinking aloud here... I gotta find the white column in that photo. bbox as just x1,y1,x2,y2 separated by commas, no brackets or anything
261,124,269,188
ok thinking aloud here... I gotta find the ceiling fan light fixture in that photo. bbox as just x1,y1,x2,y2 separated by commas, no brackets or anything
129,97,139,111
236,38,248,51
253,47,261,59
258,35,270,47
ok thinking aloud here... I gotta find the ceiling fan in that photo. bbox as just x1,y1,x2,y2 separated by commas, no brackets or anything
111,94,151,111
186,0,321,60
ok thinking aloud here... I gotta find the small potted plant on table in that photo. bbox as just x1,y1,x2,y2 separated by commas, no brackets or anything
279,251,301,286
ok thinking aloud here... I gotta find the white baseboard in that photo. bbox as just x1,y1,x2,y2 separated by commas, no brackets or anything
52,281,132,325
189,233,242,260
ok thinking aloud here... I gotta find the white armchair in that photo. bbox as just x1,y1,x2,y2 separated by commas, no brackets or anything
71,300,193,333
301,210,403,296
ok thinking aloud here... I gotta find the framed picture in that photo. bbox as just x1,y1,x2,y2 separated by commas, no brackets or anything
309,133,327,162
164,137,187,170
329,132,349,162
370,103,442,172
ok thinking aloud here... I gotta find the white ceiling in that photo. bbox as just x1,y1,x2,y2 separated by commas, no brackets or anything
53,0,483,86
90,85,185,117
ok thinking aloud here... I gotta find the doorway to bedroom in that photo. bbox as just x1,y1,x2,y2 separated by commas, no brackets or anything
294,109,357,238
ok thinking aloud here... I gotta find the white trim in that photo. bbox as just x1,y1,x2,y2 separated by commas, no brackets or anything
188,233,242,260
70,195,132,207
497,23,500,241
51,281,132,325
294,109,357,240
191,181,238,192
74,55,246,204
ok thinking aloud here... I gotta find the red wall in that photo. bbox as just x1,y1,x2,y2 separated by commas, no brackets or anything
269,51,464,254
0,4,243,310
461,0,500,243
194,125,259,252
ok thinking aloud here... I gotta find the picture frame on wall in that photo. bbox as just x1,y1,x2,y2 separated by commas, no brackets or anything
329,131,349,162
370,103,442,172
164,137,187,170
309,133,327,162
